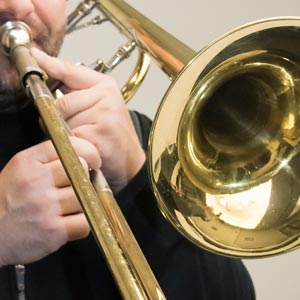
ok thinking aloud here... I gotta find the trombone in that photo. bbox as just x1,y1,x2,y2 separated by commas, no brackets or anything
2,0,300,299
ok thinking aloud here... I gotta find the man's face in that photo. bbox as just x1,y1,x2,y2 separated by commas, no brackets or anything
0,0,66,112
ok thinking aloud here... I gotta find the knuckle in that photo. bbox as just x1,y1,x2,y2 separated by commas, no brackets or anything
10,150,28,169
95,76,122,101
61,60,75,79
100,73,118,86
81,224,91,238
78,157,89,172
78,218,91,239
55,94,71,116
10,153,40,192
71,136,99,156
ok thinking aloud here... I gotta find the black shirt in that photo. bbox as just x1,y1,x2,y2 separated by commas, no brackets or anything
0,104,255,300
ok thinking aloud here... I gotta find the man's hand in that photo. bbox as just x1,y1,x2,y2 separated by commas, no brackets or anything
0,137,100,266
32,47,146,194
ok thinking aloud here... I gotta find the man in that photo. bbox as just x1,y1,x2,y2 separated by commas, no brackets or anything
0,0,255,299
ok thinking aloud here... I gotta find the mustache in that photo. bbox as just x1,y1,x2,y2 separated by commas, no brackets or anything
0,12,18,26
0,13,65,58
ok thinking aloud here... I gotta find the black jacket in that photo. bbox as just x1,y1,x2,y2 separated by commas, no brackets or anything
0,105,255,300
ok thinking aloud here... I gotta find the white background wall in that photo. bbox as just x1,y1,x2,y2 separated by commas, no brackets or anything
61,1,300,299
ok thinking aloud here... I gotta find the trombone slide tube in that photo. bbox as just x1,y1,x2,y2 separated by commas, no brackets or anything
9,33,166,300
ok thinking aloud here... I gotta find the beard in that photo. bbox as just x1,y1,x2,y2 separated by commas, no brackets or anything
0,17,65,113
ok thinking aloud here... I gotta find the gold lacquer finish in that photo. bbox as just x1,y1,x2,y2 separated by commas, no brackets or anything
149,18,300,257
95,0,196,79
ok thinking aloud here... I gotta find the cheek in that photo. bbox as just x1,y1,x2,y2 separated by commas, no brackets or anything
34,0,66,32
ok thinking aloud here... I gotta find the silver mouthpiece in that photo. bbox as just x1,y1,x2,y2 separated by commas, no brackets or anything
0,21,32,55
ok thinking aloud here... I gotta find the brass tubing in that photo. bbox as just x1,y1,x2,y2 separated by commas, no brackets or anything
95,0,196,79
28,74,166,300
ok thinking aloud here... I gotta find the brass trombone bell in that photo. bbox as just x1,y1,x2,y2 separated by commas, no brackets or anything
70,0,300,259
149,18,300,258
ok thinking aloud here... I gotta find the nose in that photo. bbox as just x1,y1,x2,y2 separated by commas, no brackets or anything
0,0,34,20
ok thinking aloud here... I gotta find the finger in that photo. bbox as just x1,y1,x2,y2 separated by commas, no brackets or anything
48,154,92,187
18,139,58,165
57,186,83,215
55,85,102,121
63,213,90,241
62,102,111,131
31,47,107,90
48,160,70,187
54,77,121,121
31,137,101,170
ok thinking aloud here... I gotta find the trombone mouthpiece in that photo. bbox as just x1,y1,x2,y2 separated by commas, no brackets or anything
0,21,32,55
0,21,43,89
